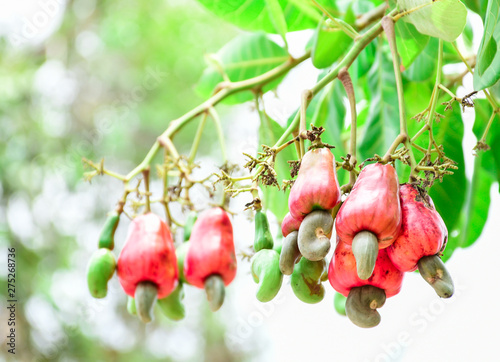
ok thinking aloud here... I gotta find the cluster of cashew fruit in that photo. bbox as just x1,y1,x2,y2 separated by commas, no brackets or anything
251,147,340,305
250,147,454,328
86,207,237,323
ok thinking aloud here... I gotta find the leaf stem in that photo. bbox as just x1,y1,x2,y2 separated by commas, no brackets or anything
310,11,394,96
381,15,417,177
299,90,313,157
188,111,209,163
355,4,388,30
124,52,310,183
311,0,359,39
280,8,398,151
410,123,430,143
338,68,357,185
427,40,444,154
143,167,151,213
479,112,498,144
452,42,500,111
392,2,430,22
438,84,456,99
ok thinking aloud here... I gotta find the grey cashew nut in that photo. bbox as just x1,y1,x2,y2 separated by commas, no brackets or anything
204,274,226,312
135,281,158,323
417,255,454,298
345,285,386,328
279,231,301,275
298,210,333,261
352,231,379,280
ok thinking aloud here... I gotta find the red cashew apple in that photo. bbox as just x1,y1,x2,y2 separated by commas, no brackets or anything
288,147,341,220
117,213,178,323
328,236,404,328
335,163,401,280
387,184,454,298
184,207,237,311
281,212,303,238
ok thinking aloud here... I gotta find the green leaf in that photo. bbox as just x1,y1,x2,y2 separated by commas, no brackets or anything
258,116,294,221
462,0,489,19
196,33,288,104
359,46,399,160
265,0,289,47
428,104,466,236
310,81,347,156
403,36,438,82
460,156,493,248
473,0,500,90
311,8,355,69
473,99,500,188
443,100,495,260
398,0,467,42
196,0,336,33
395,20,430,68
350,41,377,79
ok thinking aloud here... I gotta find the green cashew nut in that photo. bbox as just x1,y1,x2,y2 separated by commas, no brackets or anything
86,248,116,299
183,211,198,242
157,283,186,321
334,292,347,316
279,231,301,275
135,281,158,323
352,231,379,280
254,210,274,252
251,249,283,302
346,285,386,328
98,212,120,250
127,296,137,316
291,257,327,304
298,210,333,261
175,242,190,284
204,275,225,312
417,255,454,298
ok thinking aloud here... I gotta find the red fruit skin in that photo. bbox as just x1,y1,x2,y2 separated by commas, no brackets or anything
281,212,304,237
335,163,401,249
184,208,237,289
387,184,448,272
117,213,178,299
328,236,404,298
288,148,341,220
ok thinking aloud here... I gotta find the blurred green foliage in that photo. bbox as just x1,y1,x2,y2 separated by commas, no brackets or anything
0,0,246,360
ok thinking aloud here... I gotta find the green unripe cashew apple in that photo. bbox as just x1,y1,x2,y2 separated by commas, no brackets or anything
98,211,120,250
334,292,347,316
291,257,328,304
183,211,198,242
87,248,116,299
273,235,283,255
254,210,274,252
251,249,283,302
175,242,190,284
157,283,186,321
127,296,137,316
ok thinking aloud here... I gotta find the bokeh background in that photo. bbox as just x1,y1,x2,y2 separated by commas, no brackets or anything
1,1,499,361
